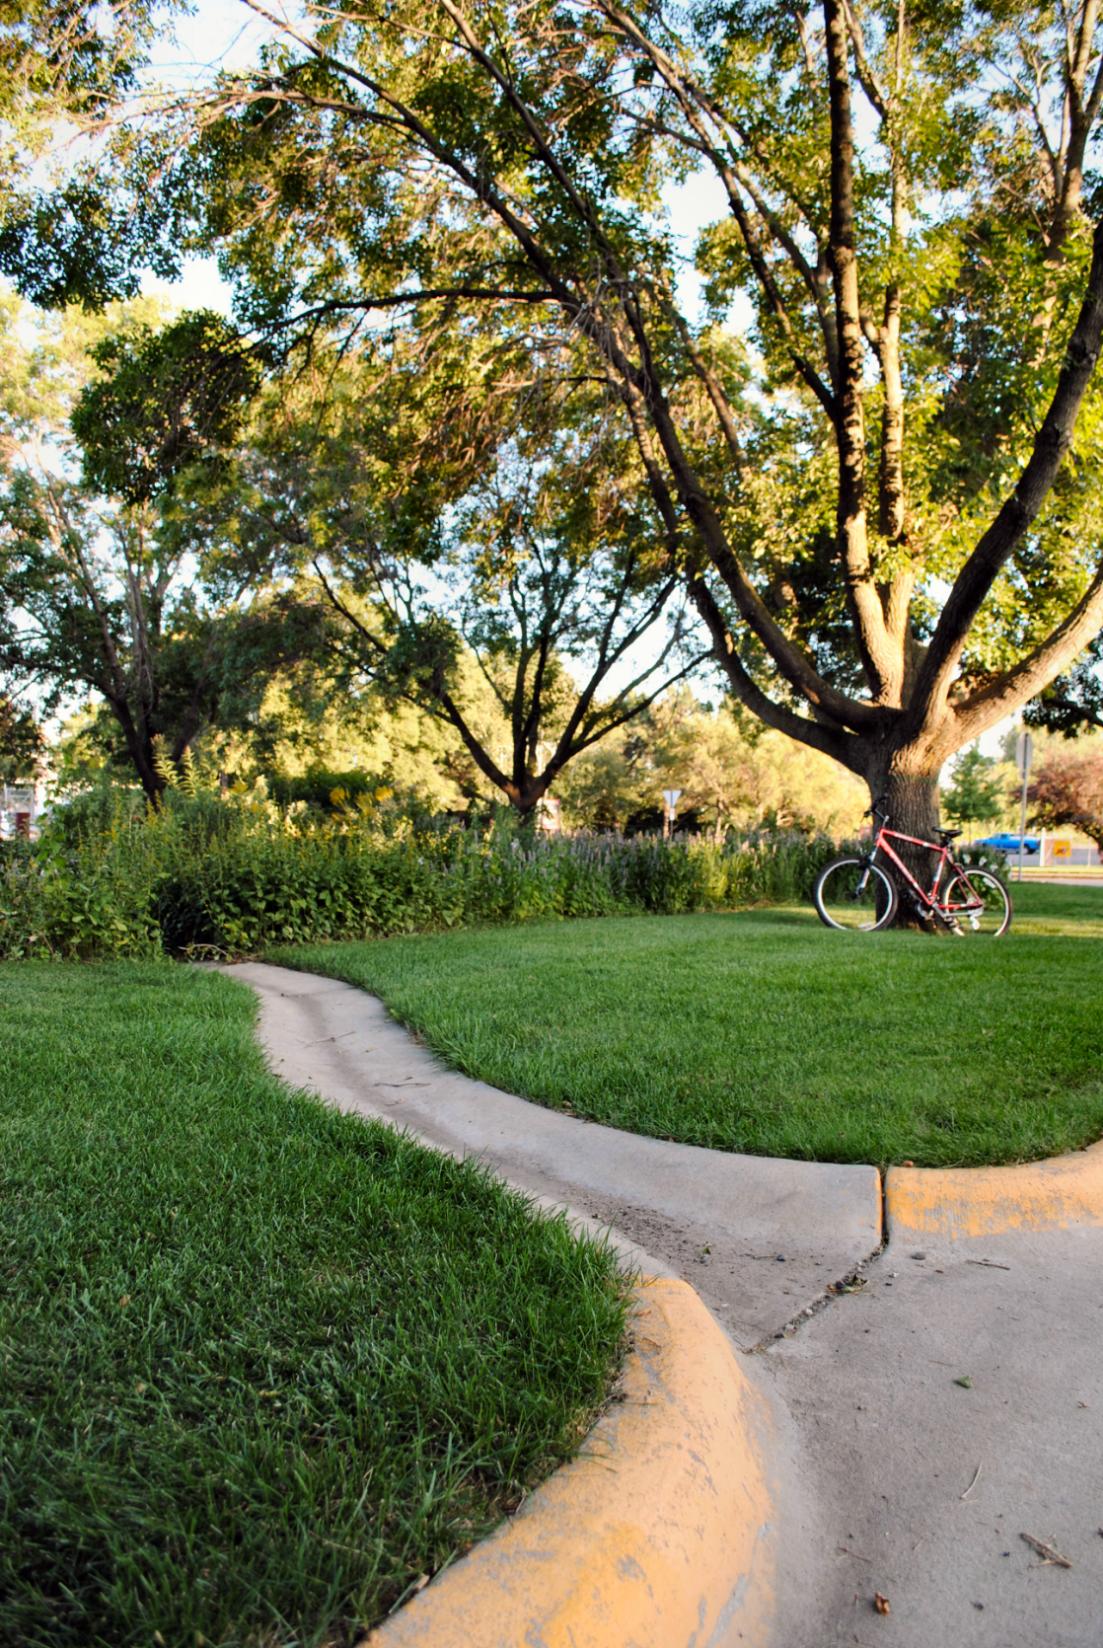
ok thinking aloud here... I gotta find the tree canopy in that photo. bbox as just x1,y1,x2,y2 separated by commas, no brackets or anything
1029,741,1103,847
0,1,186,304
0,299,317,800
7,0,1103,845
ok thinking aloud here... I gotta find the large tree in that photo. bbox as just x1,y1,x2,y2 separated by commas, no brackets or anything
62,0,1103,850
13,0,1103,848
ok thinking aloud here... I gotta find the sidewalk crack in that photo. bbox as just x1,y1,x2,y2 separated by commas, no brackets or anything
748,1168,888,1352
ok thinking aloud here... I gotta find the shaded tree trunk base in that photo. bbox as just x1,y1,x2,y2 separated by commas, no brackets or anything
866,766,946,932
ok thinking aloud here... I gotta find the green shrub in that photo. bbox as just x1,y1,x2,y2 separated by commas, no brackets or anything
0,810,160,960
0,784,840,960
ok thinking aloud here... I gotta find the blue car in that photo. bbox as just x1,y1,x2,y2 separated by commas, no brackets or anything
975,832,1040,853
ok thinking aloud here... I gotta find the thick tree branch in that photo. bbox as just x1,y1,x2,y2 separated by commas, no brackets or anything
910,214,1103,731
823,0,899,701
952,558,1103,741
840,0,887,116
688,576,865,769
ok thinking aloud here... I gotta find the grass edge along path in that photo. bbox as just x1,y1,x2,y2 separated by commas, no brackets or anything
0,961,629,1648
269,885,1103,1170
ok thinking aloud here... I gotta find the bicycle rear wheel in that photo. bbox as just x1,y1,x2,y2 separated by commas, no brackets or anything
813,857,898,932
940,869,1012,936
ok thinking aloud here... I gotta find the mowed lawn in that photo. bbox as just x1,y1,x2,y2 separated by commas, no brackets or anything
274,884,1103,1168
0,963,627,1648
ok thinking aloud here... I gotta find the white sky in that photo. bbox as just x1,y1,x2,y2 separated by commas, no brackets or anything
145,0,281,80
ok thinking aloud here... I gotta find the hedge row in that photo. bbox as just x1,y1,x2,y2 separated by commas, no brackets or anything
0,789,842,960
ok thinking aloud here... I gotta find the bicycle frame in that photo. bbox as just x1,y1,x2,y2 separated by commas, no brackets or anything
870,824,995,929
870,824,956,916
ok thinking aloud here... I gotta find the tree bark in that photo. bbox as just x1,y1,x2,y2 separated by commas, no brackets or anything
862,747,947,926
109,697,166,806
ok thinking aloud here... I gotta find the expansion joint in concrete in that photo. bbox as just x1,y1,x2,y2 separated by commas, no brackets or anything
747,1165,890,1352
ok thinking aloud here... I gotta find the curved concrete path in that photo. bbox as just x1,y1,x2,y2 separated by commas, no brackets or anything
225,961,882,1348
224,962,1103,1648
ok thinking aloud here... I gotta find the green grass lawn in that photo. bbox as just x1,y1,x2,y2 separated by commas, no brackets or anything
0,963,627,1648
271,884,1103,1170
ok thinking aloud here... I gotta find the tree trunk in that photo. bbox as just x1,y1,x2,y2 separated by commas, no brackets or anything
109,699,166,807
508,769,555,816
864,754,944,928
133,747,166,808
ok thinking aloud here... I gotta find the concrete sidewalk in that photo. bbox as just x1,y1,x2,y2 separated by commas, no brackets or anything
223,961,1103,1648
225,961,882,1349
766,1221,1103,1647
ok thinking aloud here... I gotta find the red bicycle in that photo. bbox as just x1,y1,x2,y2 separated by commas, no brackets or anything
813,797,1012,935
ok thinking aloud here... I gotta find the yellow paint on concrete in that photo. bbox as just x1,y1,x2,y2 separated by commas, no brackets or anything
887,1139,1103,1239
365,1276,775,1648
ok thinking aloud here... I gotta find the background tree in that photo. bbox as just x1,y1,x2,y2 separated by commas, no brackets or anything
554,729,651,830
1028,742,1103,850
0,302,318,802
646,693,868,838
558,688,867,835
191,342,704,815
940,747,1006,837
64,0,1103,864
320,504,699,816
212,651,509,815
0,692,43,783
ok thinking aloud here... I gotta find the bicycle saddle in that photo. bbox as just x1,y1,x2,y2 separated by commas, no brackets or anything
936,827,962,842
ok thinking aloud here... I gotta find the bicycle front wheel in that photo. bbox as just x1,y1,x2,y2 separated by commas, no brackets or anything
813,857,898,932
941,869,1012,936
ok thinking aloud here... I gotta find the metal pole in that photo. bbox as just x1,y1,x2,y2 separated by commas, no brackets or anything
1015,730,1033,883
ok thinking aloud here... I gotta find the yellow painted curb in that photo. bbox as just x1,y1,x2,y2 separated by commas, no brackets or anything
365,1276,774,1648
886,1138,1103,1239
